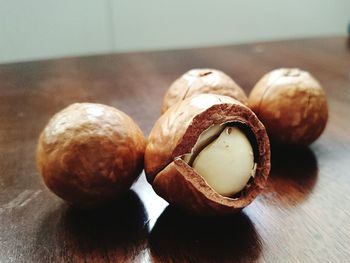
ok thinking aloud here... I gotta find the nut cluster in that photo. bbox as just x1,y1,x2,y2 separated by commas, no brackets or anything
37,66,327,215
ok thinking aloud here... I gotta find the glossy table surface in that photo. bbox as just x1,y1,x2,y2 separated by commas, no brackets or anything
0,37,349,263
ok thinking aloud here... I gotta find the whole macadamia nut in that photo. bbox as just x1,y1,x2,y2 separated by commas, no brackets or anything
248,68,328,146
36,103,146,206
161,69,248,114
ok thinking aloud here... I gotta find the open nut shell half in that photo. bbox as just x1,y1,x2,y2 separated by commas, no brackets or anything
145,94,270,214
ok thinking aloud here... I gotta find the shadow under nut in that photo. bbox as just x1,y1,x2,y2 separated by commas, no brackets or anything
145,94,270,214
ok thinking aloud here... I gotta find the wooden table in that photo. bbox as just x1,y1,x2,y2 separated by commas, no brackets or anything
0,37,349,263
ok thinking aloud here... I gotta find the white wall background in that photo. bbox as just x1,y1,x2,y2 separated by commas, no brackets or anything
0,0,349,64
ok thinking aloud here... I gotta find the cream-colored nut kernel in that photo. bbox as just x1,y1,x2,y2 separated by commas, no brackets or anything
192,126,255,197
183,124,225,164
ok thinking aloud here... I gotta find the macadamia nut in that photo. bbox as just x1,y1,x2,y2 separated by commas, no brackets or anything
145,94,270,214
161,69,248,114
248,68,328,146
36,103,146,206
191,126,255,197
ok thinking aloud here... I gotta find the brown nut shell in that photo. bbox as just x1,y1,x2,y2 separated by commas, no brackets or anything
145,94,270,214
248,68,328,146
36,103,146,206
161,69,248,114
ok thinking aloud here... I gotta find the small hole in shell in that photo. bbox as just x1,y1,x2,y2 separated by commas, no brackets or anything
199,71,212,77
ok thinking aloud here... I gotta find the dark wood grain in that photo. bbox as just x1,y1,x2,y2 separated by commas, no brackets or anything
0,37,349,263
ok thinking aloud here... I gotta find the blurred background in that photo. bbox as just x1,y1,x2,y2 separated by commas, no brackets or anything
0,0,349,64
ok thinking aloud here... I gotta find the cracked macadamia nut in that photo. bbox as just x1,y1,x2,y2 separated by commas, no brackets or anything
161,69,248,114
248,68,328,146
145,94,270,214
36,103,146,206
